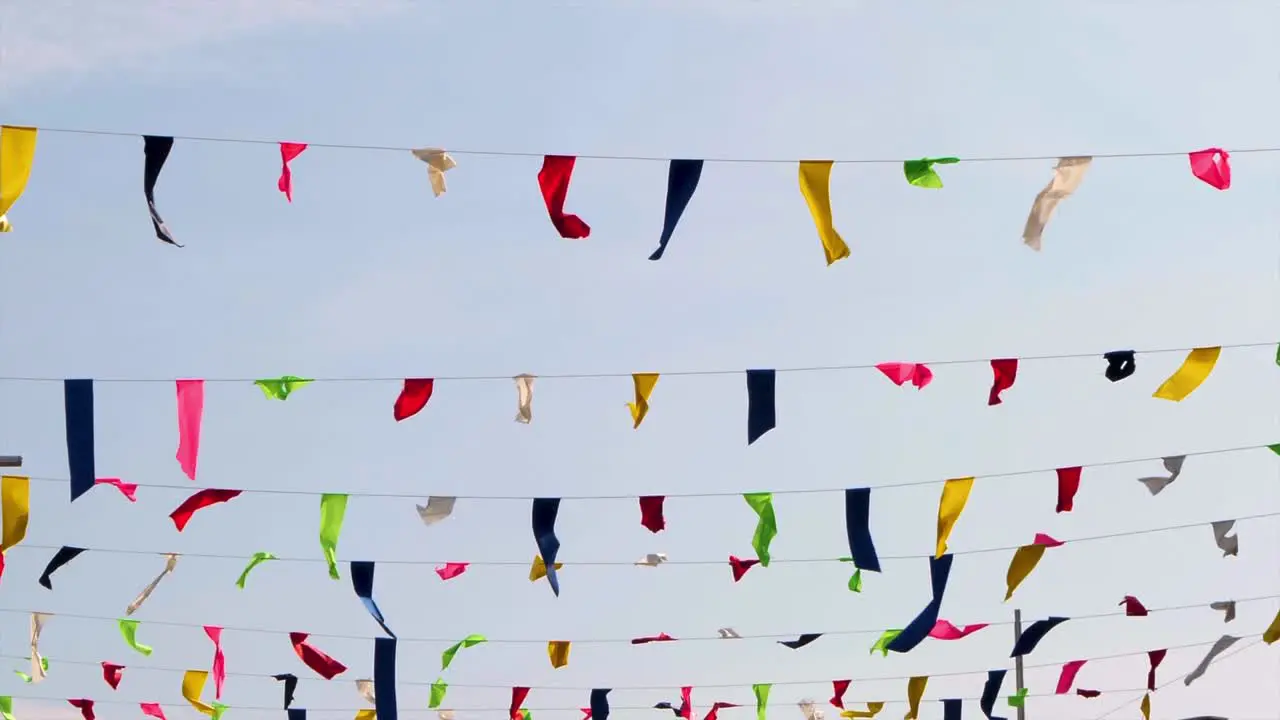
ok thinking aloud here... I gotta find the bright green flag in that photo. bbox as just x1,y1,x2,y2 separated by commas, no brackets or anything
13,657,48,683
870,629,902,656
429,679,448,708
1274,344,1279,367
254,376,312,400
0,695,14,720
118,619,153,656
236,551,277,588
903,157,960,188
1269,444,1280,456
753,684,771,720
441,634,487,670
319,494,348,580
838,557,863,593
211,703,228,720
743,493,777,566
1007,689,1028,708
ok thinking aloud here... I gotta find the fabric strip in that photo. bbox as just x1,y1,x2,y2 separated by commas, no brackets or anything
979,669,1006,720
28,613,50,684
126,554,179,615
547,641,571,668
650,159,703,260
204,627,225,698
798,161,850,265
181,670,215,715
887,554,953,654
537,156,590,238
143,136,180,246
1104,351,1136,382
374,637,398,720
1153,347,1221,401
1022,157,1091,250
1010,617,1069,657
394,379,435,421
64,379,96,502
746,369,777,445
639,496,666,533
272,674,298,708
411,148,457,197
531,498,562,596
590,689,611,720
174,380,204,481
935,478,974,557
830,680,851,709
1055,660,1086,694
843,488,881,572
1183,635,1238,686
351,561,396,638
319,494,349,580
744,492,777,566
628,373,659,428
39,546,86,589
904,678,927,720
514,374,535,424
778,634,822,649
988,359,1018,405
1055,467,1081,513
170,489,242,531
290,632,347,679
278,143,307,202
101,661,124,690
236,551,277,588
118,619,153,656
941,700,961,720
1,475,29,551
0,125,38,232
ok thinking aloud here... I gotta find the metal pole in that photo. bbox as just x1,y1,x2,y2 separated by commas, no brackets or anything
1014,609,1027,720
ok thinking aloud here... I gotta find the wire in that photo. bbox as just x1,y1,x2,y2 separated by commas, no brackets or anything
1088,636,1265,720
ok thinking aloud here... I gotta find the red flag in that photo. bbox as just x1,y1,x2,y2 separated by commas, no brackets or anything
96,477,139,502
169,489,242,531
101,662,124,690
205,626,225,698
1121,596,1149,616
705,702,739,720
278,142,308,201
537,156,591,239
510,687,531,720
289,632,347,679
1055,466,1081,513
394,379,435,421
639,496,666,533
435,562,469,580
68,700,96,720
729,555,759,582
1189,148,1230,190
631,633,676,644
140,703,167,720
829,680,851,708
988,359,1018,405
1147,649,1167,690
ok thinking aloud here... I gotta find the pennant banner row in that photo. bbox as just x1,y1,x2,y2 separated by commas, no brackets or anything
0,125,1256,259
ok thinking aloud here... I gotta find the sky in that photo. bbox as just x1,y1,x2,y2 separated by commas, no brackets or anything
0,1,1278,720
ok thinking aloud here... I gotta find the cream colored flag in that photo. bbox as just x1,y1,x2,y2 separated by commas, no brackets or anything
1022,157,1091,251
717,627,741,639
799,700,825,720
416,496,457,525
411,148,457,197
356,679,376,704
126,553,179,615
514,374,535,424
634,553,668,567
29,612,51,683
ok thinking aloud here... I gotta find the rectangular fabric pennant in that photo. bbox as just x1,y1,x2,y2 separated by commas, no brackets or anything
39,546,86,589
514,375,535,424
650,159,703,260
935,478,973,557
798,161,849,265
547,641,571,669
351,561,396,638
744,492,777,566
904,678,927,720
319,494,349,579
1,475,30,551
126,554,179,615
174,380,204,481
374,637,398,720
746,369,777,445
1153,347,1221,401
843,488,881,572
531,498,562,596
204,627,225,698
290,632,347,679
64,379,96,502
628,373,659,428
411,148,456,197
1022,157,1091,250
886,554,953,654
28,613,50,684
0,125,38,232
538,156,590,239
143,136,180,246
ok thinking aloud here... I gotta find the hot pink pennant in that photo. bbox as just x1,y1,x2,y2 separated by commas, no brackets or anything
1189,148,1230,190
278,142,308,202
630,633,676,644
95,478,138,502
1120,595,1149,616
1147,649,1167,690
435,562,469,581
729,555,759,582
1032,533,1064,547
875,362,933,389
829,679,851,709
101,662,125,690
68,700,95,720
928,620,989,640
1055,660,1086,694
510,687,531,720
175,379,204,482
988,358,1018,405
205,626,225,698
140,704,168,720
1055,466,1081,513
581,710,592,720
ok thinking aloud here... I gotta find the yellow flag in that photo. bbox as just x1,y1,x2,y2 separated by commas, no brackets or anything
1005,544,1047,601
0,126,37,232
935,478,974,557
182,670,216,716
1139,693,1150,720
1152,347,1221,402
798,161,850,266
840,704,884,719
355,711,376,720
1,475,30,552
529,555,563,582
903,677,927,720
627,373,659,428
547,640,571,669
1263,606,1280,644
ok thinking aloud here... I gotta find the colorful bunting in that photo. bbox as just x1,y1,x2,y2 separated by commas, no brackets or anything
39,546,86,589
95,478,138,502
0,125,37,232
904,677,927,720
752,684,771,720
778,634,822,649
374,637,398,720
1189,148,1230,190
204,627,225,698
1210,520,1238,556
1145,648,1167,690
987,359,1017,405
1054,467,1081,513
1054,660,1086,694
290,632,347,679
1152,347,1220,401
394,379,434,421
27,613,49,684
1,475,29,552
729,554,759,581
927,620,987,640
67,699,95,720
319,493,349,579
746,369,777,445
170,489,242,531
143,136,179,246
441,634,486,671
590,689,611,720
830,680,851,709
547,641,571,669
118,619,153,656
639,496,666,533
64,379,96,502
538,156,590,239
1136,455,1186,495
256,376,313,400
1103,351,1136,382
1184,635,1238,686
798,161,849,266
1004,533,1064,600
272,673,298,708
531,498,562,595
1262,606,1279,644
1022,157,1091,251
435,562,468,580
904,157,959,188
126,554,179,615
174,380,204,481
1010,616,1069,657
875,363,933,389
743,492,777,566
886,554,953,654
1121,595,1148,616
628,373,659,428
1139,694,1151,720
514,374,535,424
236,551,277,588
935,477,973,557
278,142,307,201
417,496,456,525
650,159,704,260
352,560,396,638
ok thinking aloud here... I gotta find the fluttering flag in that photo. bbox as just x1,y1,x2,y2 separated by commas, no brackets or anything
531,497,562,595
717,628,741,639
844,488,881,574
730,555,759,581
547,641,571,669
441,635,486,671
39,547,86,589
290,632,347,679
1184,635,1238,686
870,630,902,656
798,161,850,265
352,561,396,638
1265,607,1280,644
1210,520,1239,556
875,363,933,389
928,620,988,640
289,711,306,720
904,158,959,188
356,710,376,720
654,686,690,719
394,379,434,421
590,689,611,720
753,684,771,720
1,475,29,551
650,159,704,260
744,492,778,566
510,687,531,720
356,680,376,704
746,369,777,445
417,496,456,525
435,563,468,580
1054,467,1082,513
0,696,12,720
68,700,95,720
514,375,535,423
1210,600,1236,623
779,634,822,650
1147,649,1166,690
236,551,277,588
272,673,298,708
636,553,668,567
839,704,885,719
529,555,563,582
374,637,398,720
1104,351,1136,382
904,677,927,720
320,493,349,580
1022,157,1091,251
935,477,973,557
1054,660,1086,694
631,633,676,644
278,143,307,202
1010,617,1069,657
64,379,96,502
988,359,1017,405
95,478,138,502
799,700,823,720
140,704,167,720
1121,596,1148,616
15,656,48,683
0,126,37,232
1189,148,1230,190
830,680,851,709
1006,689,1027,708
628,373,660,428
174,380,204,481
1153,347,1220,401
170,489,242,531
538,156,590,238
1005,533,1064,600
256,376,312,400
401,149,457,202
706,703,740,720
1137,455,1186,496
126,554,179,615
979,669,1006,720
887,554,953,654
639,496,666,533
143,136,180,246
118,619,153,656
181,670,222,717
429,679,448,708
28,613,50,684
839,557,864,592
204,627,225,698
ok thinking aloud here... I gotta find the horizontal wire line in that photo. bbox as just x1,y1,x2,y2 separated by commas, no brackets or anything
1089,636,1264,720
0,342,1271,384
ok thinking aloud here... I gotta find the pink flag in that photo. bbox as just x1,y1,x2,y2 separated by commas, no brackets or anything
1189,148,1230,190
435,562,469,581
278,143,308,201
1055,660,1087,694
95,478,138,502
875,362,933,389
205,626,225,698
175,380,204,481
140,704,168,720
1032,533,1064,547
928,619,989,640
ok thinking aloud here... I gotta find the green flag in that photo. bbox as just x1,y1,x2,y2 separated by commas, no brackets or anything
236,551,277,588
12,656,48,683
254,376,312,400
0,695,14,720
753,684,771,720
441,634,487,670
743,493,777,566
319,494,348,580
904,157,960,188
118,619,153,656
1007,688,1028,708
429,679,448,708
870,629,902,656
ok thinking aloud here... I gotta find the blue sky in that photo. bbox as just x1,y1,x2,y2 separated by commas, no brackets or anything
0,2,1277,720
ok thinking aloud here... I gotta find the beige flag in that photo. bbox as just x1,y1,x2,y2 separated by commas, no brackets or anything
411,148,457,197
126,553,180,615
1022,157,1091,251
356,679,376,704
634,553,668,567
416,496,456,525
1136,456,1186,496
1183,635,1239,686
29,612,51,683
514,374,535,424
799,700,825,720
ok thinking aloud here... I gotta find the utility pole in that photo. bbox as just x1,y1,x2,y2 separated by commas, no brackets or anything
1013,609,1027,720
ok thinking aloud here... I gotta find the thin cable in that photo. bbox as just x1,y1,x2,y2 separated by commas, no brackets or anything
1089,637,1265,720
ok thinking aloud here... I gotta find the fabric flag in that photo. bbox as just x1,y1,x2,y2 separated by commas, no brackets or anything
203,627,225,698
779,634,822,649
352,561,396,638
67,700,94,720
1265,607,1280,644
174,380,204,481
1006,689,1027,708
628,373,659,428
844,488,881,573
394,379,434,421
1005,533,1064,600
1055,467,1082,513
95,478,138,502
1076,690,1100,699
531,498,562,595
717,628,741,639
1140,693,1152,720
650,159,703,260
15,657,48,684
988,359,1017,405
798,161,850,265
356,711,375,720
830,680,851,709
706,703,740,720
904,678,927,720
256,376,312,400
903,157,959,188
870,630,902,656
143,136,180,246
272,674,298,709
746,369,777,445
1010,617,1069,657
0,697,11,720
236,551,277,588
126,554,179,615
417,496,456,525
1210,520,1239,556
1136,455,1187,496
28,613,50,684
654,686,690,718
118,619,153,656
514,375,535,424
538,156,590,238
290,632,347,679
356,679,376,704
429,679,448,708
753,684,771,720
170,489,242,531
441,634,486,671
510,687,531,720
64,379,96,502
839,704,885,719
590,689,611,720
1055,660,1086,694
1153,347,1220,401
799,700,823,720
278,143,307,202
435,563,468,580
181,670,222,717
319,494,349,580
1184,635,1238,686
744,492,778,566
636,553,668,567
1022,157,1091,250
0,125,37,232
547,641,571,669
1,475,29,551
631,633,676,644
529,555,563,582
979,670,1006,720
1104,351,1136,382
928,620,987,640
1210,600,1236,623
140,703,166,720
374,637,398,720
1189,148,1230,190
289,711,306,720
39,546,86,589
840,557,864,593
935,477,974,557
887,554,953,654
411,148,457,197
730,555,759,581
941,700,961,720
1146,649,1167,690
639,496,666,533
1121,596,1149,616
875,363,933,390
